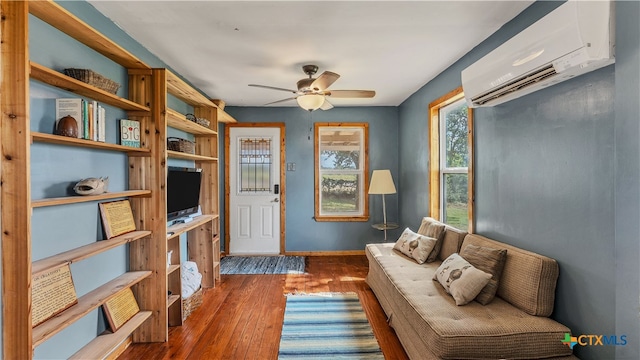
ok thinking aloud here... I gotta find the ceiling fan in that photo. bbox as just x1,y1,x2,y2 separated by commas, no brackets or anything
248,64,376,111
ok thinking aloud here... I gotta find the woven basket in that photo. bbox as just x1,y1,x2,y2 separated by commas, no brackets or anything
63,68,120,94
182,287,203,321
167,137,195,154
186,113,210,128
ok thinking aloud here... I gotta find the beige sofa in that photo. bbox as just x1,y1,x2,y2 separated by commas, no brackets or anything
366,218,576,359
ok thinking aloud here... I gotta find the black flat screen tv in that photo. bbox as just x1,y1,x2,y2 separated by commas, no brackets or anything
167,166,203,221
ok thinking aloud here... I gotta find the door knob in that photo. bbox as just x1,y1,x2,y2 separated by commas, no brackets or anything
271,198,279,203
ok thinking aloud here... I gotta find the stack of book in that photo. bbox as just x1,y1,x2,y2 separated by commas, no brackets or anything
55,98,106,142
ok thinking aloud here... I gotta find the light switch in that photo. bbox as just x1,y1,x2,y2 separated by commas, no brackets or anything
287,163,296,171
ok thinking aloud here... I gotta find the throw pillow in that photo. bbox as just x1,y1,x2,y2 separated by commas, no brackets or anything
393,228,438,264
433,253,492,305
460,244,507,305
417,218,446,262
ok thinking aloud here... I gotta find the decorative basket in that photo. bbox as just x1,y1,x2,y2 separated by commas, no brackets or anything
167,137,195,154
186,113,210,128
182,287,203,321
63,68,121,94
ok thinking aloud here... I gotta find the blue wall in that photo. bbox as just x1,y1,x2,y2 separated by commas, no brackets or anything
223,107,400,252
13,0,640,359
614,1,640,359
398,1,637,359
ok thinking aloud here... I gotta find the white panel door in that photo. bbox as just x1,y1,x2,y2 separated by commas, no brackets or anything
229,127,280,254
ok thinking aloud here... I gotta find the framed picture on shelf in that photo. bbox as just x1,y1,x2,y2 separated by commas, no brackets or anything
103,288,140,332
99,200,136,239
119,119,140,148
32,264,78,327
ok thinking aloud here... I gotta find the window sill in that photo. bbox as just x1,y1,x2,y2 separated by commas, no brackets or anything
314,216,370,222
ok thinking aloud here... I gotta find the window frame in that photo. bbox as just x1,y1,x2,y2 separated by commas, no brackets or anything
314,122,369,222
428,87,475,233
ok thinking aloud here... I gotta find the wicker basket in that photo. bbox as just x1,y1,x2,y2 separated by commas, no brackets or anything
186,113,210,128
182,287,203,321
167,137,195,154
63,68,120,94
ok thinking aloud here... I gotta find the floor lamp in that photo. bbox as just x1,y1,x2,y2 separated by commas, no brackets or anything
369,169,397,240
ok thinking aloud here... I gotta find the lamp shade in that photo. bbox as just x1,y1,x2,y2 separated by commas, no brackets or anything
296,94,325,111
368,169,396,194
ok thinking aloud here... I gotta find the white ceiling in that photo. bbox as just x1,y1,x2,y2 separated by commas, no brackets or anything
88,1,534,108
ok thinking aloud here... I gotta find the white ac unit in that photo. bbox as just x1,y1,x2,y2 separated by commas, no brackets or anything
461,0,615,108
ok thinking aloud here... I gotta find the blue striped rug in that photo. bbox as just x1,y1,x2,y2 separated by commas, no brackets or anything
220,256,305,275
278,292,384,359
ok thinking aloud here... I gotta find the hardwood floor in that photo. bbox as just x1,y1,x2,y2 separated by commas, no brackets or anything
118,256,408,360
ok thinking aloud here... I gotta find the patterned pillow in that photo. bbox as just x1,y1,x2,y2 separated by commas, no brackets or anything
433,253,492,305
393,228,438,264
417,218,446,262
460,244,507,305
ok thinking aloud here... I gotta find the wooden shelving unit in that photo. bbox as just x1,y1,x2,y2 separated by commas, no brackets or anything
1,1,234,358
31,190,152,208
161,68,223,324
32,131,151,154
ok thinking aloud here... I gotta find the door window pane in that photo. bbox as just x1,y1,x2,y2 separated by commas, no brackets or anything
239,138,272,192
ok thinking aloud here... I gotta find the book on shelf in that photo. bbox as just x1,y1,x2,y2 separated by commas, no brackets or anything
119,119,140,148
55,98,83,139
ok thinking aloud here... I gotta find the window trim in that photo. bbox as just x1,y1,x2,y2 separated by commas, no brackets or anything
314,122,369,222
428,87,475,233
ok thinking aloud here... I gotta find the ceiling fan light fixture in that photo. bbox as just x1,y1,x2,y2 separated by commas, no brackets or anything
296,94,325,111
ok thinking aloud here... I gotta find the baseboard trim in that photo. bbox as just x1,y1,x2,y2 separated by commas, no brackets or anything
285,250,365,256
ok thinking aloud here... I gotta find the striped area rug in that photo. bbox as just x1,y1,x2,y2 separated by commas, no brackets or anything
220,256,305,275
278,292,384,359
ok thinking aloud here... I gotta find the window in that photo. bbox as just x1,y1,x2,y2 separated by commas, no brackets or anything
314,123,369,221
429,87,474,232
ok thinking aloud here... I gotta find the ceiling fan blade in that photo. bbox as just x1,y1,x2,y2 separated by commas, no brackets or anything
324,90,376,98
320,98,334,111
249,84,298,94
310,71,340,91
263,97,297,106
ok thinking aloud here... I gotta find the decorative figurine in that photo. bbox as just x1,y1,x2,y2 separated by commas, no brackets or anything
73,177,109,196
56,115,78,138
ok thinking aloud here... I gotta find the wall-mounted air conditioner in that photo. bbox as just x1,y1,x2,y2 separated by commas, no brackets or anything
461,0,614,108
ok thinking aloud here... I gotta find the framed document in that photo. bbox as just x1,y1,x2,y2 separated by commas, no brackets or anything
32,264,78,327
103,287,140,332
99,200,136,239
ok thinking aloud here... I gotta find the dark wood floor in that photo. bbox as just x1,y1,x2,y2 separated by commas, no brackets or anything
118,255,408,360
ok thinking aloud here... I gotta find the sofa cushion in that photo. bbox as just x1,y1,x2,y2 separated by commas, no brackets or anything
393,228,437,264
433,253,492,305
460,244,507,305
366,243,573,359
417,218,445,262
461,234,559,316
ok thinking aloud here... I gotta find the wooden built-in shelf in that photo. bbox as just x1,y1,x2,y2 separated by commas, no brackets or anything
68,311,152,360
32,132,150,154
167,214,215,240
167,150,218,162
166,108,217,135
217,108,237,124
29,1,150,70
32,190,151,208
32,231,152,276
167,295,180,308
32,271,152,348
167,264,180,276
30,62,151,112
166,70,217,108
